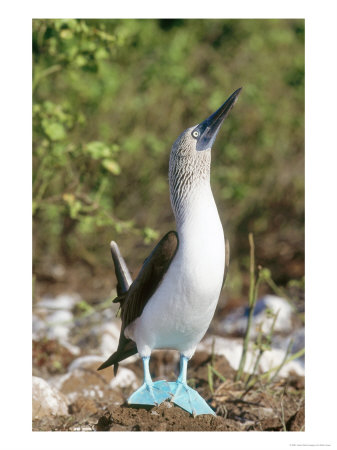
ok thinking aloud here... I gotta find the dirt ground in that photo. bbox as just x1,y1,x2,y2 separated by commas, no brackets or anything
32,263,304,432
32,348,304,432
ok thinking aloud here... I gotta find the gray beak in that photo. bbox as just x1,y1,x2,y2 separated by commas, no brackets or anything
196,88,242,151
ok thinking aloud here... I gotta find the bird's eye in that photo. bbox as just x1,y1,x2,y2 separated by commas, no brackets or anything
192,130,199,138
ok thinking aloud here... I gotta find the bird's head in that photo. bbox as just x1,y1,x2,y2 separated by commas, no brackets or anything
170,88,242,160
169,88,242,220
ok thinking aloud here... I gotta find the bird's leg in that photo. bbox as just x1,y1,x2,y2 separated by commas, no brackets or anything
169,354,215,416
127,356,171,406
177,353,188,383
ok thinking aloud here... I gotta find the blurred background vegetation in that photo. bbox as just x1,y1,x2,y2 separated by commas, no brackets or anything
33,19,304,302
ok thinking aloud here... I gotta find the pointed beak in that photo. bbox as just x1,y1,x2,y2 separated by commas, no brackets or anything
196,87,242,151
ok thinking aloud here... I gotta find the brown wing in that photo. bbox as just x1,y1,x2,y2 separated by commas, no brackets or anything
120,230,179,328
97,231,179,373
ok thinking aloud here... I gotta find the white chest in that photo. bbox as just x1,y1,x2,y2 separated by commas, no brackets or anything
131,186,225,354
167,190,225,316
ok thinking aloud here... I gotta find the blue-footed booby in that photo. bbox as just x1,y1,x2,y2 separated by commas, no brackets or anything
98,88,242,416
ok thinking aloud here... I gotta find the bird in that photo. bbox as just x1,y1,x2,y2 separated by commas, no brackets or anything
98,88,242,416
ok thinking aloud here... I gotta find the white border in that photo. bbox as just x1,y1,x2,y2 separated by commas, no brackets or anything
1,1,337,449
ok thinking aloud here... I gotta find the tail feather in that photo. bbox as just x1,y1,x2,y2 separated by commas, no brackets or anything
97,336,137,373
97,241,136,374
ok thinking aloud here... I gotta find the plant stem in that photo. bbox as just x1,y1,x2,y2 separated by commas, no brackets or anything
207,364,214,394
235,233,256,381
210,366,227,383
33,64,62,91
248,233,255,307
245,348,263,387
268,339,294,384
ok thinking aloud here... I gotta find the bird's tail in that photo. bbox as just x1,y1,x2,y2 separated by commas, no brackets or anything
97,334,137,374
97,241,136,375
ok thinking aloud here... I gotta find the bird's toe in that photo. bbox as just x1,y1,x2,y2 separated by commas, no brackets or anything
128,382,170,406
170,382,215,416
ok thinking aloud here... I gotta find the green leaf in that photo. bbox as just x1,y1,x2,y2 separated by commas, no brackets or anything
69,200,82,219
75,54,87,67
143,227,159,244
85,141,111,159
76,300,95,315
95,47,109,60
62,193,75,205
42,121,66,141
259,268,272,280
60,29,73,40
54,18,78,31
101,159,121,175
52,360,62,370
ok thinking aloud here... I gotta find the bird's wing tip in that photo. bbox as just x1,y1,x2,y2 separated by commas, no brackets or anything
110,240,119,252
97,360,111,371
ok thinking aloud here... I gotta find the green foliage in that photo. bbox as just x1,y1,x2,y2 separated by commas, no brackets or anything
33,19,304,283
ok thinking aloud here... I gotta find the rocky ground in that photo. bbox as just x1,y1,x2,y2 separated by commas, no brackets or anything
32,264,305,432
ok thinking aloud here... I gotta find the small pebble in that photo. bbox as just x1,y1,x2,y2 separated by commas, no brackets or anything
163,401,173,408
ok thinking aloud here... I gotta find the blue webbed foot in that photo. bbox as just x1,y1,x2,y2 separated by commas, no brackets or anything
127,355,214,414
152,380,173,398
127,381,170,406
167,354,215,416
168,381,215,416
127,357,171,406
